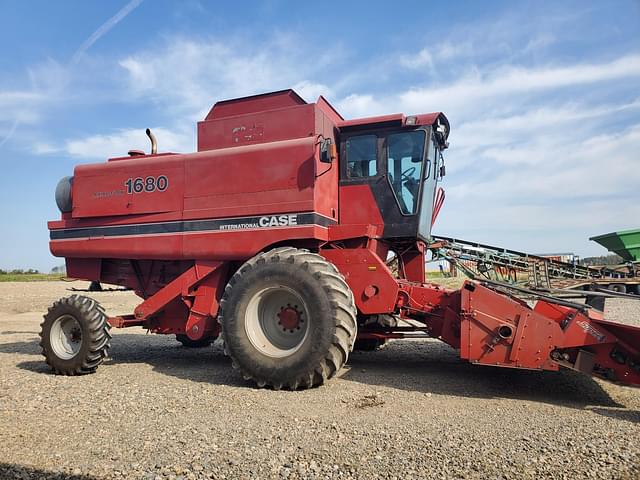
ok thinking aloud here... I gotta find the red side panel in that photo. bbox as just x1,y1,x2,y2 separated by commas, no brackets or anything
184,137,317,218
321,248,399,314
51,226,328,261
198,104,316,151
316,96,344,124
454,283,640,386
459,283,561,371
52,235,185,260
313,107,339,221
338,184,384,228
181,226,327,259
204,89,306,121
65,258,101,281
72,156,184,218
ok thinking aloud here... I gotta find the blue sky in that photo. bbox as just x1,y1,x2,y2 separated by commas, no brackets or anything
0,0,639,271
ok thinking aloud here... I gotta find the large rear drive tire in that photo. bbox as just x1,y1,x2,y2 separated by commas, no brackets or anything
219,247,357,390
175,333,215,348
40,295,111,375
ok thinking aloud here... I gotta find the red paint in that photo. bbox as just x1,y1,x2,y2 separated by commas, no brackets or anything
337,184,385,228
321,248,399,314
431,187,445,227
277,307,302,330
398,242,426,282
48,88,640,387
203,89,306,121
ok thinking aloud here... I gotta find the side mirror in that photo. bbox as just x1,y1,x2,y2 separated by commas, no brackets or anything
320,138,337,164
440,165,446,177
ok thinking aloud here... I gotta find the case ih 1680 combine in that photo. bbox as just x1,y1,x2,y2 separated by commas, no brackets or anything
44,89,640,390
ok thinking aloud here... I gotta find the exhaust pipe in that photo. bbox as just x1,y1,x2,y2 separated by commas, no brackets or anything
146,128,157,155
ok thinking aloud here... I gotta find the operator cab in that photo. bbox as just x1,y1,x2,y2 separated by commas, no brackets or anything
338,114,449,242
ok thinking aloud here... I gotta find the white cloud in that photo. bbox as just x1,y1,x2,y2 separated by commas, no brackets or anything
465,124,637,193
437,41,474,60
117,36,332,121
434,196,638,257
491,124,639,193
397,12,557,74
523,33,556,54
449,98,640,162
292,81,334,103
0,91,44,106
394,54,640,118
399,48,434,70
434,118,640,257
337,94,387,118
0,91,45,124
390,43,640,255
0,89,49,147
63,127,193,159
399,41,474,71
32,142,59,155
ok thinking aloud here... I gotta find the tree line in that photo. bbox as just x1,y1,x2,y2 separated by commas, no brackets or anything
580,254,624,266
0,269,41,275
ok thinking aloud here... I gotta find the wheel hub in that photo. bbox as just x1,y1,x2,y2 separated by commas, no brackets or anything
50,314,83,360
70,327,81,343
277,305,303,331
244,286,311,358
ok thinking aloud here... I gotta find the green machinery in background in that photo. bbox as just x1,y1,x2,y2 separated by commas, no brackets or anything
591,228,640,262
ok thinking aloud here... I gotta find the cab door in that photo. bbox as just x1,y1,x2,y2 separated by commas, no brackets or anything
338,128,427,239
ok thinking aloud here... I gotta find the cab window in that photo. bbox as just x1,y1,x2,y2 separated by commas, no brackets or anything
387,131,426,215
345,135,377,178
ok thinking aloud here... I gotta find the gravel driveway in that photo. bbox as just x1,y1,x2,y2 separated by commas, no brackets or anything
0,281,639,479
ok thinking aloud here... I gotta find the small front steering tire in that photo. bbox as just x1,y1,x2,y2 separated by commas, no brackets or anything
40,295,111,375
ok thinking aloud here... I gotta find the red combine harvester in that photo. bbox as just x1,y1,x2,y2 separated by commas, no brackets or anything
44,89,640,389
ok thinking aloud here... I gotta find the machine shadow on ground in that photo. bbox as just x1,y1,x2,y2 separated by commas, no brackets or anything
1,330,245,388
344,340,613,405
3,331,636,420
0,463,98,480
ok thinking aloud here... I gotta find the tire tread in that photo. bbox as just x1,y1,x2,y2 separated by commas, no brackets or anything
219,248,357,389
39,294,110,375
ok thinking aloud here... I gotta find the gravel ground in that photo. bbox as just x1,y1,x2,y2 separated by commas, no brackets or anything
0,281,639,480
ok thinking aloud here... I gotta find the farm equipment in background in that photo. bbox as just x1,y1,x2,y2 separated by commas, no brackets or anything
430,233,640,303
42,89,640,389
591,229,640,263
587,229,640,293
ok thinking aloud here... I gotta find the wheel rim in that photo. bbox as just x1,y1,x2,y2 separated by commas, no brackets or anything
50,314,83,360
245,286,310,358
